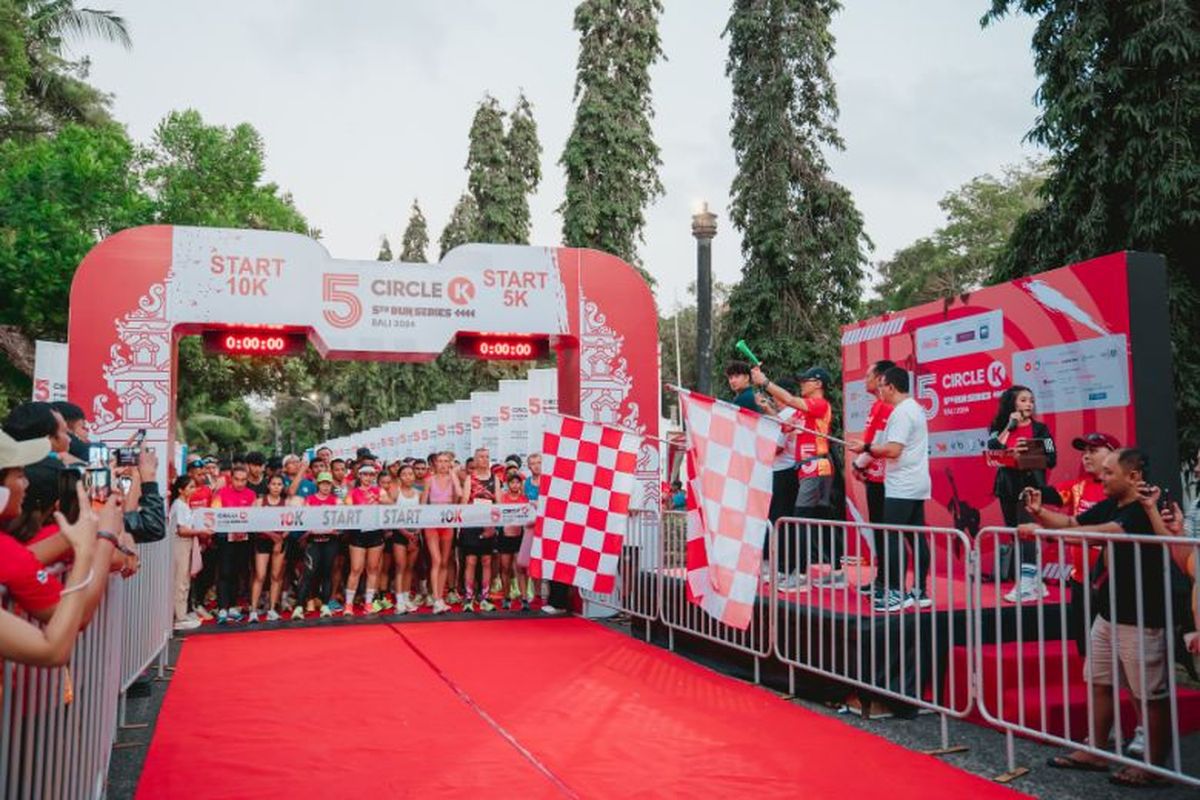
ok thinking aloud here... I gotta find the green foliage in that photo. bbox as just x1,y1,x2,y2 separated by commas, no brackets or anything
560,0,663,281
0,123,150,339
984,0,1200,446
377,235,392,261
438,192,479,258
0,0,129,139
400,199,429,262
872,161,1046,312
659,281,731,414
465,93,541,245
718,0,869,386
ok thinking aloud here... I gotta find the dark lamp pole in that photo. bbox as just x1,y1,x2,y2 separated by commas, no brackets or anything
691,202,717,395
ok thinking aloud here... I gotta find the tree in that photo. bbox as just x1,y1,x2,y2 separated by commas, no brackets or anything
0,123,151,405
659,281,731,414
377,235,393,261
718,0,869,385
464,93,541,245
984,0,1200,445
560,0,664,281
400,199,429,262
872,161,1046,312
0,0,131,139
438,192,478,258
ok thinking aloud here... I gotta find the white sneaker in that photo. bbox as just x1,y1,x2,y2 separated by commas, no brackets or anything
1003,577,1048,604
266,609,280,622
776,573,808,593
541,604,564,616
432,599,450,614
1126,726,1146,757
248,610,260,623
173,618,201,631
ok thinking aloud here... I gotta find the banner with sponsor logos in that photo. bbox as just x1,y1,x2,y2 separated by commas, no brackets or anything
198,502,535,533
841,251,1175,565
33,340,69,402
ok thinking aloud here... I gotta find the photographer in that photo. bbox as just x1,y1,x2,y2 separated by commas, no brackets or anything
120,446,166,543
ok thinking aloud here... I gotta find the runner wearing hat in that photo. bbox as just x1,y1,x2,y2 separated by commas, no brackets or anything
343,461,390,615
293,472,340,619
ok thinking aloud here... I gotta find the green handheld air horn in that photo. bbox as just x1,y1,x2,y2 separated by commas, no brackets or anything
735,339,761,366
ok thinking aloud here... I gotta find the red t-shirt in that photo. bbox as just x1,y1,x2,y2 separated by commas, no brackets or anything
348,486,380,505
1053,476,1108,579
795,396,833,477
1010,422,1034,446
500,489,526,504
210,486,257,508
188,483,212,509
0,533,62,614
861,399,894,483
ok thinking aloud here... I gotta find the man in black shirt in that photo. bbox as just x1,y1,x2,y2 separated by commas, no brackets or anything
725,361,758,411
244,451,269,496
1021,448,1175,786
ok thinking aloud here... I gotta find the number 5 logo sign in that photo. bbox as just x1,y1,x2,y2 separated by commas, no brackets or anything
322,274,362,329
915,373,940,420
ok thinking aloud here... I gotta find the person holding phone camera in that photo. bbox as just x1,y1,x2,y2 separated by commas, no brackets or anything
986,385,1057,602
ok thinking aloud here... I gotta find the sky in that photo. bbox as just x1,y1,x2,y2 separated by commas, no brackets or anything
83,1,1044,314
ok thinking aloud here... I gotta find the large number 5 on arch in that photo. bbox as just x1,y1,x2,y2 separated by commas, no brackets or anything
322,273,362,329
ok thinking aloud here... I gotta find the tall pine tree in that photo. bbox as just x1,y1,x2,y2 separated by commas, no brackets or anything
985,0,1200,445
560,0,664,280
438,192,479,258
464,93,542,245
400,199,429,262
719,0,868,382
376,235,393,261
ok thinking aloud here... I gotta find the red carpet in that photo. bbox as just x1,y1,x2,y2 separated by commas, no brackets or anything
139,619,1028,799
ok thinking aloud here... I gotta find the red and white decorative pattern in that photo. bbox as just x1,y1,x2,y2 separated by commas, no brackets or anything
530,413,640,594
679,388,781,630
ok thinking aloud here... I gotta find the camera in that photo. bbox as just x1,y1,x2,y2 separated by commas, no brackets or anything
114,428,147,467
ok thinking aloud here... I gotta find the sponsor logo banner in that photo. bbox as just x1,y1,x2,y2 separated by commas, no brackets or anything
915,310,1003,364
201,503,535,533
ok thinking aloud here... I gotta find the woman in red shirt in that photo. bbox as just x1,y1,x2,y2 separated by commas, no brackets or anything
496,469,529,611
344,463,390,615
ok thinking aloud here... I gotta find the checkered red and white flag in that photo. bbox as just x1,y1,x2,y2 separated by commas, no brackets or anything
529,414,640,593
679,387,781,630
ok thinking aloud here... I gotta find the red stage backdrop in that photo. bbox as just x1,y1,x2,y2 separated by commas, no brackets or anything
840,251,1177,545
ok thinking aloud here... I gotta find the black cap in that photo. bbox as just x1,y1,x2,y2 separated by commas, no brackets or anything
798,367,833,388
356,447,377,461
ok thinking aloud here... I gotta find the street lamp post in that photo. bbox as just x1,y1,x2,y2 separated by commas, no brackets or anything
691,202,718,395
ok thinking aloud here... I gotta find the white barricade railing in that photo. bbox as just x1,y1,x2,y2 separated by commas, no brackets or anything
657,510,773,679
974,526,1200,788
578,510,660,627
1,574,124,800
118,535,172,696
772,518,975,730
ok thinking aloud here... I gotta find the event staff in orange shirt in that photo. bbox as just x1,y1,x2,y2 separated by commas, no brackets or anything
1044,431,1118,656
751,364,836,590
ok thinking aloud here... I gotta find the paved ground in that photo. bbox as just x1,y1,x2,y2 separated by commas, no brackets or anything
106,615,1200,799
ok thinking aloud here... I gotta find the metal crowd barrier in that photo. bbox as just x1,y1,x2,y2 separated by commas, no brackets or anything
579,510,660,631
974,526,1200,788
772,518,975,740
657,510,774,681
118,536,173,708
1,574,124,800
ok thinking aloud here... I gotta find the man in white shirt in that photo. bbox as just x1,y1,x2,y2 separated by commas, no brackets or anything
850,366,931,612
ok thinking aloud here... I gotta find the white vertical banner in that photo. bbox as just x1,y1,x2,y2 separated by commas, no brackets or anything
476,390,501,458
499,378,531,461
454,399,473,458
436,403,455,455
526,367,558,456
32,340,69,402
496,383,514,461
400,417,414,459
469,392,486,454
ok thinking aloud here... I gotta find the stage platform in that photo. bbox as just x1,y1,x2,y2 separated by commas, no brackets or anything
136,618,1027,799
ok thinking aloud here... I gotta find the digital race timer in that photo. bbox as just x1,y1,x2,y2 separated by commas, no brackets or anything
455,333,550,361
201,329,308,357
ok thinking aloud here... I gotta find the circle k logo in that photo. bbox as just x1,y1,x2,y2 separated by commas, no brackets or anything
447,277,476,306
986,361,1007,388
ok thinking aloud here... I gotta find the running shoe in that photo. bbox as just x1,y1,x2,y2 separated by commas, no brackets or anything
217,609,229,625
462,598,475,613
541,604,564,616
379,596,395,611
173,618,202,631
446,590,462,605
478,598,495,612
520,600,531,613
905,590,934,609
319,604,333,618
327,599,345,613
194,606,214,621
432,599,450,614
226,608,244,623
291,606,305,620
873,589,906,613
266,609,281,622
508,583,521,601
248,610,260,624
1003,576,1048,604
392,602,407,616
403,597,421,613
368,599,386,615
341,604,355,616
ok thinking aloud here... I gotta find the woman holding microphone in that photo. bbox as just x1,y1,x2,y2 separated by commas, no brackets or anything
986,384,1056,602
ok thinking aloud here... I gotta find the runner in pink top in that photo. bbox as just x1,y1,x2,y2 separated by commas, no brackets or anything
343,462,389,615
421,452,463,614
